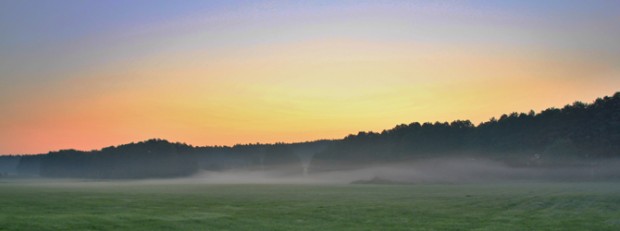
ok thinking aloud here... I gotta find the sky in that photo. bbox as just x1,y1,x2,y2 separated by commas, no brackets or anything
1,0,619,154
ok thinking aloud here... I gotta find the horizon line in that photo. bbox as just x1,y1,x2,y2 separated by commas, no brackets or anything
4,91,617,156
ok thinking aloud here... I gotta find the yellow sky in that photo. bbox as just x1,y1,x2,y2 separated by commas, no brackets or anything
3,38,618,154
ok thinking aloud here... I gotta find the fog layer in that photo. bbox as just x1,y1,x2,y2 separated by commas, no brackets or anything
184,157,620,184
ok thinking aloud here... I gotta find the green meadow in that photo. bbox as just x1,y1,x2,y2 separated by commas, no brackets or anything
1,180,619,231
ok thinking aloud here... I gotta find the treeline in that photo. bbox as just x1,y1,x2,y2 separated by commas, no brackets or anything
1,92,619,179
8,139,330,179
316,92,620,166
0,155,20,177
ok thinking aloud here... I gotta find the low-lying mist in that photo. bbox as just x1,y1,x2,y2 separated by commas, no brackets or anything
180,157,620,185
5,157,620,186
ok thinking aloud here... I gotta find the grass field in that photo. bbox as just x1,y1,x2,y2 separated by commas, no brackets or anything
1,180,620,230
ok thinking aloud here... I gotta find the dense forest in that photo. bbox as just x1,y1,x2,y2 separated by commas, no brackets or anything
317,92,620,166
0,92,618,179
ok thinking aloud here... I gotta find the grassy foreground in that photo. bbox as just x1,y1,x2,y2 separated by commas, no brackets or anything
1,180,619,230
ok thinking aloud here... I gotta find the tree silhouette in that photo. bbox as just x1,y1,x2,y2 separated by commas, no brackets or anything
8,91,620,179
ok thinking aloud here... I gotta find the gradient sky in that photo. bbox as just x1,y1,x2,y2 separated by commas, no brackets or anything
1,0,619,154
